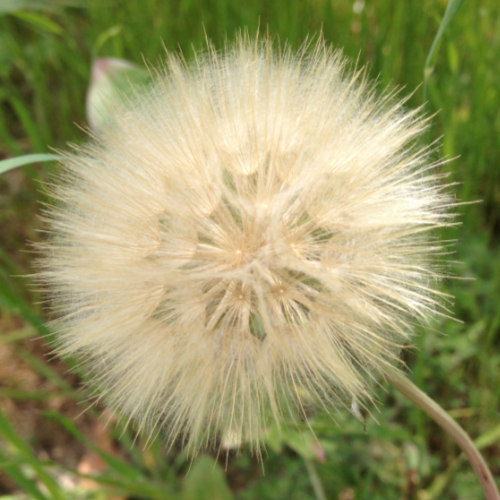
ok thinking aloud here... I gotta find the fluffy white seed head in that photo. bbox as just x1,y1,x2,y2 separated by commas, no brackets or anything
39,37,454,455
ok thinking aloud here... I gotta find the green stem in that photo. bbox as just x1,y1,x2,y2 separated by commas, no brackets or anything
385,367,499,500
304,458,327,500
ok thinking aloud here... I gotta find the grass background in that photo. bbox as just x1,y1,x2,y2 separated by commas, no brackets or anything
0,0,499,498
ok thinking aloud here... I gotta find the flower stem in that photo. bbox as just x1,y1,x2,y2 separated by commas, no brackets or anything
304,457,327,500
385,366,499,500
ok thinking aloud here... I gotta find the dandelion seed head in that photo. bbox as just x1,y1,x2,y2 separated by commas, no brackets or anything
39,36,454,455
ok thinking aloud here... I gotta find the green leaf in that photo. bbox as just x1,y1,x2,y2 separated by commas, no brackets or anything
0,0,84,14
475,422,500,450
446,41,459,74
264,425,285,454
182,456,233,500
263,424,320,460
93,25,124,55
10,10,63,35
281,429,319,460
0,153,60,175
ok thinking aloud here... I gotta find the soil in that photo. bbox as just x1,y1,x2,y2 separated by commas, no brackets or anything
0,312,122,498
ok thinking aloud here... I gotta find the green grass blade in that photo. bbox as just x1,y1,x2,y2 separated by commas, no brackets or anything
14,347,77,396
0,0,85,14
0,410,65,500
0,154,60,175
423,0,464,101
0,451,48,500
0,325,37,344
40,411,176,498
0,276,50,338
41,411,178,498
10,11,63,35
